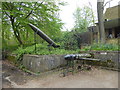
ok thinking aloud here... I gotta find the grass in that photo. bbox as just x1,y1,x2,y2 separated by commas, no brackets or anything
12,43,119,62
80,43,119,51
12,44,80,61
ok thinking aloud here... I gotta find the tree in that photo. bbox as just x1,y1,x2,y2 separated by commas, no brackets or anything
61,31,79,50
73,6,95,33
97,0,106,43
2,1,63,46
97,0,114,44
65,6,95,49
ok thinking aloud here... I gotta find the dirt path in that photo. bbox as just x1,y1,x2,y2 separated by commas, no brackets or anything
2,60,118,88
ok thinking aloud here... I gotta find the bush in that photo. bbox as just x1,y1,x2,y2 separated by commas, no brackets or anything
80,43,119,51
12,43,119,62
12,43,80,61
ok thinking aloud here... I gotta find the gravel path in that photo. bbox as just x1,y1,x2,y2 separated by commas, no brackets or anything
2,60,118,88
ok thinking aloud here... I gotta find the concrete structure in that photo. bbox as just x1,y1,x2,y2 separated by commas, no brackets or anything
81,51,120,68
103,5,120,39
104,5,120,20
23,51,119,73
88,26,99,43
88,5,120,44
23,54,66,73
67,5,120,46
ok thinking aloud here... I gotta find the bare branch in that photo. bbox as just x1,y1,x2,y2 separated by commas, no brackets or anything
88,1,95,25
25,2,43,19
3,11,10,18
34,2,43,10
104,0,113,7
24,2,37,19
25,10,33,19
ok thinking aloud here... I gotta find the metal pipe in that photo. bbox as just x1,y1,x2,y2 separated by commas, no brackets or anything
28,23,60,48
64,54,100,61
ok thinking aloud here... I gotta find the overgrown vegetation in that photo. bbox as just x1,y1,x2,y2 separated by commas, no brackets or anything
73,6,95,33
81,43,119,51
12,42,119,63
2,1,119,66
2,1,64,46
12,43,80,61
59,6,96,50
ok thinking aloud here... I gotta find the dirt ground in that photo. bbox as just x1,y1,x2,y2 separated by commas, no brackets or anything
2,60,118,88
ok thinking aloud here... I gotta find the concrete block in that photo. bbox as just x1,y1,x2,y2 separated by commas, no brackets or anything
23,54,66,73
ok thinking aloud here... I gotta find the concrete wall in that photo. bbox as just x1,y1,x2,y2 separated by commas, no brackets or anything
23,54,66,73
23,51,120,73
81,51,120,68
94,51,120,68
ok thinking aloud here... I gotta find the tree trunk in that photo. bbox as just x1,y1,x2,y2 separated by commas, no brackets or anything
2,27,5,45
10,17,23,45
14,30,23,45
97,0,106,43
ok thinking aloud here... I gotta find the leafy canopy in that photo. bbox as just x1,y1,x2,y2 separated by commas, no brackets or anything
73,6,95,33
2,1,64,46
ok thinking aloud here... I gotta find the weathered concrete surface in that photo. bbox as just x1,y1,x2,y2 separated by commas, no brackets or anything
23,51,120,72
93,51,119,62
81,51,120,68
23,54,66,73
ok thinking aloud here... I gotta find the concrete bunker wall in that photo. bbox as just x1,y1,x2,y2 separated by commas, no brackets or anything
23,54,66,73
93,51,119,63
81,51,120,68
23,51,119,73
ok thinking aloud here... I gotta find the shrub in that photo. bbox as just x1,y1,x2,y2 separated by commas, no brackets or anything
80,43,119,51
12,44,80,61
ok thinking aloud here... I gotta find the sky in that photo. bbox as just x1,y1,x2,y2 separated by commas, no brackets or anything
59,0,120,31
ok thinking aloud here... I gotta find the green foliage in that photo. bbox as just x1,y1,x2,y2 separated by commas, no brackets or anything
73,6,95,33
2,45,19,52
59,6,96,50
60,31,79,50
12,43,80,61
80,43,119,51
18,64,38,74
2,1,64,46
